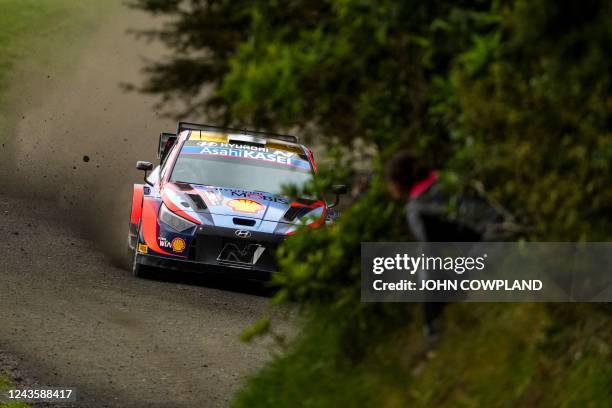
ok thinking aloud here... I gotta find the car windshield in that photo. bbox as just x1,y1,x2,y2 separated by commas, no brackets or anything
170,154,313,194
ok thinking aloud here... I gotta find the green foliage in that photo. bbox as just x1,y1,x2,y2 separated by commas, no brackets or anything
274,178,414,359
133,0,612,405
444,0,612,240
0,375,29,408
240,316,271,343
132,0,494,145
235,304,611,408
233,316,395,408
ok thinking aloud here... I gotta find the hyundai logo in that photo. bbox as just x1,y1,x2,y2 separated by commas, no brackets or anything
234,229,252,239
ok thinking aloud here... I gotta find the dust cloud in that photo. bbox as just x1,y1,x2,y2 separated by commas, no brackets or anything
0,3,182,266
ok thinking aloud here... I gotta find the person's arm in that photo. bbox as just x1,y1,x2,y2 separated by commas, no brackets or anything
406,184,508,242
453,195,508,240
405,198,448,241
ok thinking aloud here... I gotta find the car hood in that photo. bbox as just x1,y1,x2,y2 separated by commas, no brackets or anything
161,182,322,224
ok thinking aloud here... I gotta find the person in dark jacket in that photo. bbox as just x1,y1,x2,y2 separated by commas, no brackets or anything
385,151,506,346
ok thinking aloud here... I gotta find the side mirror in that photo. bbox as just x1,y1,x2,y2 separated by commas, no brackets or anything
136,161,153,171
136,161,154,186
332,184,348,195
328,184,347,208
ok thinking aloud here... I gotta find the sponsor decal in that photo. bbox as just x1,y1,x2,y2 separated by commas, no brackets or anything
227,198,264,214
180,143,311,170
171,237,187,253
200,146,295,165
230,190,290,204
198,140,272,152
158,237,173,250
194,186,290,204
158,236,187,253
137,244,148,254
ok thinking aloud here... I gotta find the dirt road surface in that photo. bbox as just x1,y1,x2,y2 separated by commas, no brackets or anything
0,194,272,407
2,1,180,263
0,2,278,407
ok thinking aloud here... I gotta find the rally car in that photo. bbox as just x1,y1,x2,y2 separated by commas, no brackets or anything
128,122,345,279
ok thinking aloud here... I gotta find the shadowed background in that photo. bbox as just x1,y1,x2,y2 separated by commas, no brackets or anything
1,1,178,264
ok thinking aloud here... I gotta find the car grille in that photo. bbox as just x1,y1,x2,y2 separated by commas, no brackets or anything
189,235,279,272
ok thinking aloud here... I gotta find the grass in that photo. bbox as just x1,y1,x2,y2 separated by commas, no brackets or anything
0,375,28,408
0,0,107,86
234,304,612,407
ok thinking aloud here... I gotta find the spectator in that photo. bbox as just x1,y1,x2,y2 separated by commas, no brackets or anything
385,151,505,347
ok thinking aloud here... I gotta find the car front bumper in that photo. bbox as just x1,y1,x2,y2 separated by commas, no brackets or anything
136,224,285,280
135,252,274,280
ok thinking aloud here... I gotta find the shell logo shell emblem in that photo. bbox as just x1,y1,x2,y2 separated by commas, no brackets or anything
227,198,264,214
171,237,186,253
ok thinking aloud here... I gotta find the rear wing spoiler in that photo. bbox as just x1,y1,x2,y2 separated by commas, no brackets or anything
176,121,299,144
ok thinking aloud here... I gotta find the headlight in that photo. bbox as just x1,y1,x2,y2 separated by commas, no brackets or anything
159,203,196,232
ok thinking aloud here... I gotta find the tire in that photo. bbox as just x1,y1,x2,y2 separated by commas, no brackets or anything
131,225,155,279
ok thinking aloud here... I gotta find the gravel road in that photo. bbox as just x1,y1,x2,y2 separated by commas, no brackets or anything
0,4,278,406
0,193,274,407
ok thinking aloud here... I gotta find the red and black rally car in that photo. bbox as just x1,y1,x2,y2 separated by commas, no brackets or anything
128,122,345,279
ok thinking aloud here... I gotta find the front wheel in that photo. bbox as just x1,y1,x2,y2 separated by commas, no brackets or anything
131,226,155,279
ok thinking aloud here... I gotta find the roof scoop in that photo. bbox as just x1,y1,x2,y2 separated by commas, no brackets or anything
227,134,267,147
